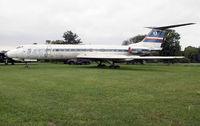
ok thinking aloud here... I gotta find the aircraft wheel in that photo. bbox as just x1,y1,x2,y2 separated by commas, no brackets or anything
97,64,101,67
97,64,106,68
101,64,106,67
69,61,75,65
114,65,120,69
109,65,115,69
5,59,8,65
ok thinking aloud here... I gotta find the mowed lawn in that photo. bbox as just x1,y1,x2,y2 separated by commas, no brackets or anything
0,63,200,126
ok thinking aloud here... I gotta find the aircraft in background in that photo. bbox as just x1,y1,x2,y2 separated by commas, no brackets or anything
6,23,194,68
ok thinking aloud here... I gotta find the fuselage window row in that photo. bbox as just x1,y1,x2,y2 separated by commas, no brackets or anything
29,48,128,52
50,49,128,52
29,48,157,53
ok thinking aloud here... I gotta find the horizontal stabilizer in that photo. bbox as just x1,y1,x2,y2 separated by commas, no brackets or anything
146,23,195,30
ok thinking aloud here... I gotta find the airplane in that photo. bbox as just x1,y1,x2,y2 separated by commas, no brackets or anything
6,23,195,68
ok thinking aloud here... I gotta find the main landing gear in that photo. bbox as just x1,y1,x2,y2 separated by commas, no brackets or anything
97,62,106,68
109,62,120,69
97,61,120,69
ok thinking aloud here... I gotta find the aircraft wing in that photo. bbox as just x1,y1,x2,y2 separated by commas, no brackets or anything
77,54,184,60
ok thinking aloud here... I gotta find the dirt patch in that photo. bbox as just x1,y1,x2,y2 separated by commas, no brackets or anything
48,122,56,126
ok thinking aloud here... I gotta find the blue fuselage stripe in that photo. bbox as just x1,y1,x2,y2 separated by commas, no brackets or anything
143,40,163,43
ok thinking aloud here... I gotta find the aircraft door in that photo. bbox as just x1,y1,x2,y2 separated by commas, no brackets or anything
44,45,52,59
27,48,32,58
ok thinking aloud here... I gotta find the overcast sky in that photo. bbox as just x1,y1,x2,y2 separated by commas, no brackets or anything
0,0,199,50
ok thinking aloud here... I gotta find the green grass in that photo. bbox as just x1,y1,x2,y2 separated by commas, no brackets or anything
0,63,200,126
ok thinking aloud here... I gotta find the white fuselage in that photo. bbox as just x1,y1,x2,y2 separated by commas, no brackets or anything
7,44,136,60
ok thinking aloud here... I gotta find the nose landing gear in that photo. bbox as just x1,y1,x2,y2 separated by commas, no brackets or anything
109,62,120,69
25,62,29,68
4,58,8,65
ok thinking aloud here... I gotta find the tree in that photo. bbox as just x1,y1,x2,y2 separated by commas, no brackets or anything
198,47,200,62
51,40,65,44
63,31,82,44
46,40,51,44
184,46,199,62
45,40,64,44
160,30,181,56
122,40,130,46
122,34,146,45
45,31,82,45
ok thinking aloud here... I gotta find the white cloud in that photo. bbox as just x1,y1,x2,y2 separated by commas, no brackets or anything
0,0,199,49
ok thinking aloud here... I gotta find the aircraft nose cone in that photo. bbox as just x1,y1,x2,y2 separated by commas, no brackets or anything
6,50,15,58
6,51,11,58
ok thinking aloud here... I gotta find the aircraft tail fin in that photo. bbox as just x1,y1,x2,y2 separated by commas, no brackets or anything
135,23,195,50
140,29,165,50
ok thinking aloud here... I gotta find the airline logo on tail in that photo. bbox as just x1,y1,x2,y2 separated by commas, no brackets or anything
143,30,165,43
142,23,195,44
